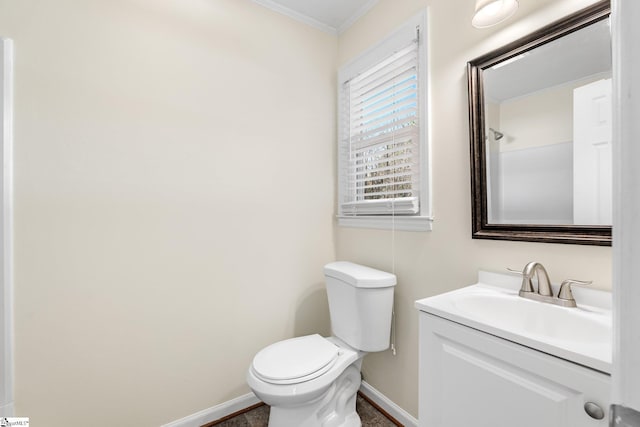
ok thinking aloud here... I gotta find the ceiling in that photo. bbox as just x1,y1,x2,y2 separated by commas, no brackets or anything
252,0,380,34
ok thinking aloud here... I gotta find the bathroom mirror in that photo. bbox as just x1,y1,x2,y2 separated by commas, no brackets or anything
468,1,611,245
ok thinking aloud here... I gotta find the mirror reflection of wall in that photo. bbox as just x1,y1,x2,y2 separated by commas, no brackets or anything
483,17,612,226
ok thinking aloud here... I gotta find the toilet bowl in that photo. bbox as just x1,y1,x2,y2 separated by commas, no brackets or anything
246,262,396,427
247,335,365,427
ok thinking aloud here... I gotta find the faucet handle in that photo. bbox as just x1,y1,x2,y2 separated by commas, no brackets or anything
557,279,593,301
507,267,535,293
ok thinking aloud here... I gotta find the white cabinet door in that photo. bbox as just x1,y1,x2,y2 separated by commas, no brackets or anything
419,313,611,427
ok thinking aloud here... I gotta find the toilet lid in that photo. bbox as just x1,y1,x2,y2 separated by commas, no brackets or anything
252,334,339,384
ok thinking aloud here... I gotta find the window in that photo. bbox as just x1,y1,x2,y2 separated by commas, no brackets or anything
337,11,432,231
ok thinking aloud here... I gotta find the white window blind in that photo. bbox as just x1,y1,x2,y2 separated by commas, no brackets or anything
340,39,421,216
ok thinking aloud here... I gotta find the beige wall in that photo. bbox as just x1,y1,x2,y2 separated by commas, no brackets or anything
0,0,336,425
500,84,573,151
336,0,611,417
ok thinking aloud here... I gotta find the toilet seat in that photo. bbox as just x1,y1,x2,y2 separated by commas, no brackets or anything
251,334,340,385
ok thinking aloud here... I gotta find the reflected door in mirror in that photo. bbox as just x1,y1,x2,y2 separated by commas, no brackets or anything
573,78,612,225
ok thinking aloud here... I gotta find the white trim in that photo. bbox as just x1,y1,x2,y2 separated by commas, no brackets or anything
251,0,338,35
612,0,640,412
0,37,14,418
338,215,433,232
161,392,261,427
359,381,418,427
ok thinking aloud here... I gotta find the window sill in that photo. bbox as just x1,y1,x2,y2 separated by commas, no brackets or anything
337,215,433,232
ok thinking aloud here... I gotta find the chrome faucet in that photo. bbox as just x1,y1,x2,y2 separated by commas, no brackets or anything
509,262,592,308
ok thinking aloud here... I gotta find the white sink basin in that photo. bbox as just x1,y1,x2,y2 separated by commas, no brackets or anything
453,291,611,344
415,271,612,373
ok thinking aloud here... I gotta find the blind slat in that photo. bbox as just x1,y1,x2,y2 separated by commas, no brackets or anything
351,99,417,132
349,149,416,168
350,119,417,146
351,66,417,102
352,79,417,119
350,64,417,103
341,197,419,215
349,164,417,181
349,126,418,151
350,44,417,90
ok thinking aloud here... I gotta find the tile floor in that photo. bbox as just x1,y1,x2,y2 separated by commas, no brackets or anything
208,393,399,426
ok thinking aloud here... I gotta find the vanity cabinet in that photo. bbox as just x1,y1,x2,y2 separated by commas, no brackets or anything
418,313,611,427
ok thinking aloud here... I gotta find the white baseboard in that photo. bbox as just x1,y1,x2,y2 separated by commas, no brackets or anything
162,381,418,427
359,381,419,427
161,392,260,427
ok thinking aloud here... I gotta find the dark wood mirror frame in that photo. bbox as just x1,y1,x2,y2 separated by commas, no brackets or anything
467,0,611,246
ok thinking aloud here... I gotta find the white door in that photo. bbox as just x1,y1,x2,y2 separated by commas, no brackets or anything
573,78,612,225
0,37,13,417
612,0,640,424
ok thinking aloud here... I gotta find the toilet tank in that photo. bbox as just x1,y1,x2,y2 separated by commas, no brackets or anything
323,262,396,352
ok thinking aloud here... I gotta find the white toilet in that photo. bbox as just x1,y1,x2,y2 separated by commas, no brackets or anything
246,261,396,427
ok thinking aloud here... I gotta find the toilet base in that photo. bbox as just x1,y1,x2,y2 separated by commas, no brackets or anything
267,362,363,427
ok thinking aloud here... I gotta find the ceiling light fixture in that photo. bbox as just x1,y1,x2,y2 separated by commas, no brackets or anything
472,0,519,28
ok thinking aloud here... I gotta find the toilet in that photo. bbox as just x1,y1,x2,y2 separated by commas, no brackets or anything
246,261,396,427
